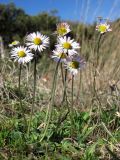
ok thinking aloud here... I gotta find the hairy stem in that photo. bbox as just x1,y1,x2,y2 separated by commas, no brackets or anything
62,69,68,104
70,75,75,135
60,63,64,86
93,34,102,106
27,54,37,135
39,58,61,142
18,64,26,124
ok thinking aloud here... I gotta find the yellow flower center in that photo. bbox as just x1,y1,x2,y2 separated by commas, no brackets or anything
63,42,72,49
18,50,26,57
33,37,42,45
69,61,79,69
58,53,67,59
58,27,67,36
99,25,107,32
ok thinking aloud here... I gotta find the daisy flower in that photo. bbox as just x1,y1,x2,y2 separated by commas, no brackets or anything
26,32,49,52
56,22,71,36
51,49,68,63
65,55,85,75
9,40,20,47
56,36,80,56
96,23,112,34
10,46,33,64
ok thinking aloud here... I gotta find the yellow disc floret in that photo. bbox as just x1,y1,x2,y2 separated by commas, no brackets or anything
58,27,67,36
18,50,26,57
63,42,72,49
69,61,79,69
99,25,107,33
33,37,42,45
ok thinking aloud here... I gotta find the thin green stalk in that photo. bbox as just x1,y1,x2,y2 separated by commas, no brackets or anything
71,75,74,112
93,34,102,106
27,54,37,135
76,70,82,103
39,59,61,142
33,54,37,112
96,34,102,67
60,63,64,86
18,64,26,124
70,75,75,135
26,62,30,86
62,69,68,103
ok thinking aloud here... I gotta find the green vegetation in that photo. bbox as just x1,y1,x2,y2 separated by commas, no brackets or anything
0,3,120,160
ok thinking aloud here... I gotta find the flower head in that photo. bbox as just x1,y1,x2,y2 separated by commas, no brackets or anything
56,22,71,36
51,49,68,63
9,41,20,47
96,23,112,34
26,32,49,52
10,46,33,64
65,55,85,75
56,36,80,56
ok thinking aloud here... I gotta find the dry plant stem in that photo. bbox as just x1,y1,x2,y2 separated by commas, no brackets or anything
18,64,26,124
28,54,37,135
101,122,117,143
39,58,61,142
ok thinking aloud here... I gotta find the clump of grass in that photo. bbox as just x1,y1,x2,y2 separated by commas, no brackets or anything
0,107,119,159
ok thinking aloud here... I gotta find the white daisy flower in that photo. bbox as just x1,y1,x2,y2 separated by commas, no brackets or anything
65,55,85,75
56,36,80,56
56,22,71,36
51,49,68,63
9,40,20,47
96,23,112,34
10,46,33,64
26,32,49,52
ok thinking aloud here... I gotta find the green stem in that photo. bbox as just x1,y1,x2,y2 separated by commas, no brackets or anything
60,63,64,86
27,55,37,135
62,69,68,103
70,75,74,135
18,64,26,124
39,59,61,142
33,55,37,112
71,75,74,111
93,34,102,106
76,70,82,102
96,34,102,68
